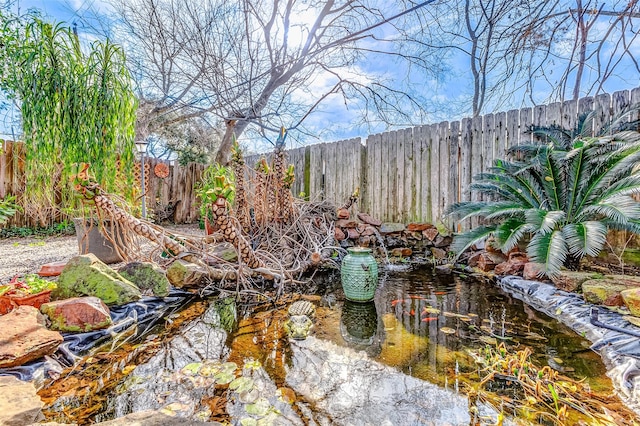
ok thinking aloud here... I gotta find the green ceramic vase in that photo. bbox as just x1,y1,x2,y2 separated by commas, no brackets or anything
341,247,379,302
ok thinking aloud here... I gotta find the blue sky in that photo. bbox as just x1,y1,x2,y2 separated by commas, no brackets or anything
4,1,640,153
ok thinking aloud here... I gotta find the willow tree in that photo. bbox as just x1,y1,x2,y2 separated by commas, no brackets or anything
0,12,137,225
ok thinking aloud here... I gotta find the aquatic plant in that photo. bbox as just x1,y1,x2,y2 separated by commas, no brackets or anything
447,107,640,277
469,343,637,425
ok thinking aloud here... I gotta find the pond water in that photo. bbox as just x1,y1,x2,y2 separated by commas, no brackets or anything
36,265,634,425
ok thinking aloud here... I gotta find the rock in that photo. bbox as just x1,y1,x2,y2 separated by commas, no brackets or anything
379,223,406,234
357,212,382,227
466,251,482,268
336,208,350,219
476,252,507,272
433,235,453,248
166,260,211,289
407,223,431,232
582,279,634,306
55,254,142,306
334,228,346,241
119,262,171,297
41,297,112,332
430,247,447,260
346,228,360,240
37,260,67,277
0,376,44,426
551,271,603,293
0,306,63,368
494,253,528,276
622,288,640,317
335,219,358,228
523,262,545,280
360,225,378,237
94,409,221,425
422,228,439,242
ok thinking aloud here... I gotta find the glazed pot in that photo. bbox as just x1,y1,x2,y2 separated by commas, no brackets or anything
341,247,379,302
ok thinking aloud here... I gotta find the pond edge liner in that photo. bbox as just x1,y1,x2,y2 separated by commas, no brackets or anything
499,275,640,417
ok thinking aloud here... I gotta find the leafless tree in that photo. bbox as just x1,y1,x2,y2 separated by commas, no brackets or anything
107,0,439,164
524,0,640,103
403,0,555,117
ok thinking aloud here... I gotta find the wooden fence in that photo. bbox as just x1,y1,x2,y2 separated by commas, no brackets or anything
2,87,640,229
0,146,205,227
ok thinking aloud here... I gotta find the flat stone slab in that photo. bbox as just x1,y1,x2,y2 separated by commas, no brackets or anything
0,305,63,368
0,375,43,426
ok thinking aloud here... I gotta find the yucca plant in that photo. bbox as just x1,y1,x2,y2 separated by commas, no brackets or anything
447,108,640,277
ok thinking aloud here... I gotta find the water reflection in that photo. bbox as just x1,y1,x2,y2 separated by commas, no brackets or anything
340,300,378,345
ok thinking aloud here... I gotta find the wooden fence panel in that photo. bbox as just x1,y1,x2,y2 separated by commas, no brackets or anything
417,125,430,223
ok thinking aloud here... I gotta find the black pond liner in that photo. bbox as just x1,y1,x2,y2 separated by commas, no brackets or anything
500,275,640,416
0,288,197,383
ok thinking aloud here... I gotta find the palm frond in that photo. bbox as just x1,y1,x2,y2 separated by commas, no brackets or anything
527,230,568,278
450,225,497,259
579,196,640,223
494,218,535,253
562,221,607,258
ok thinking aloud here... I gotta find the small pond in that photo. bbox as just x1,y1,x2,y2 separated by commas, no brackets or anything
34,265,636,425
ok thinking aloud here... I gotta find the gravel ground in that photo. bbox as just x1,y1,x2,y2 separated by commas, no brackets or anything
0,223,202,283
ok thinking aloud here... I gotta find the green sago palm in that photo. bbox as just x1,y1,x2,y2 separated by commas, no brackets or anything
447,108,640,277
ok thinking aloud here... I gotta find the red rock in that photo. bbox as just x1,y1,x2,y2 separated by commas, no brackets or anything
422,228,439,242
335,219,358,228
37,261,67,277
357,212,382,227
523,262,545,280
494,258,527,276
508,251,528,262
40,297,112,332
401,248,413,257
334,228,346,241
407,223,431,232
0,306,63,368
467,251,483,267
360,225,378,237
430,247,447,260
476,252,507,272
346,228,360,239
337,208,350,219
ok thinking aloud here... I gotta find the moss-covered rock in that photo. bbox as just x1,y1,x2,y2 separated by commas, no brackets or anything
54,254,141,306
582,278,633,306
551,271,603,293
166,260,209,289
40,296,112,332
119,262,170,297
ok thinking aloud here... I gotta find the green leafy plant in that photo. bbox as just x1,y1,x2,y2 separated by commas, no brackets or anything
0,195,20,225
0,12,137,226
0,274,57,297
196,164,235,220
447,108,640,277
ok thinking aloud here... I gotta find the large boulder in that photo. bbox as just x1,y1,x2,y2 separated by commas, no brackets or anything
41,296,112,332
0,306,63,368
0,376,44,426
54,254,142,306
119,262,171,297
551,271,604,293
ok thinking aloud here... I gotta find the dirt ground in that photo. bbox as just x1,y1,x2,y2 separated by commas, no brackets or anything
0,223,202,283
